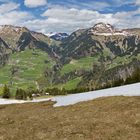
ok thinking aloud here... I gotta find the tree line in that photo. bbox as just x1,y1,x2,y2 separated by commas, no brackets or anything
1,67,140,99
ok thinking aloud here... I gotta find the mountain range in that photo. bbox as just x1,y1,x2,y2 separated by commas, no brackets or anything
0,22,140,92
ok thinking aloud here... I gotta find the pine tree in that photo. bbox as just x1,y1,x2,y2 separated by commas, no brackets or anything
15,88,22,100
2,85,10,99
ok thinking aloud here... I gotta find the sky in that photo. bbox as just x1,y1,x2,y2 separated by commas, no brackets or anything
0,0,140,34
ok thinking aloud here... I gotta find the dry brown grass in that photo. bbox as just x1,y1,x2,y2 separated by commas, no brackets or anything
0,96,140,140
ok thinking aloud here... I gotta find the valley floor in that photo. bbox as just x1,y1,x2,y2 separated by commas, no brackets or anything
0,96,140,140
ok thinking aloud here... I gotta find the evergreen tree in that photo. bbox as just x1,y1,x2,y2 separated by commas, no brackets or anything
15,88,22,100
2,85,10,99
15,88,27,100
23,90,27,100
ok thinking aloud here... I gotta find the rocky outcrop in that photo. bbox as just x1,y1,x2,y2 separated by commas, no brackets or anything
0,25,58,62
89,22,131,36
0,37,11,65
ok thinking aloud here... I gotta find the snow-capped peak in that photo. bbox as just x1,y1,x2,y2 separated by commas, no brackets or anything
46,32,56,37
94,22,114,31
92,22,115,34
89,22,131,36
49,32,69,41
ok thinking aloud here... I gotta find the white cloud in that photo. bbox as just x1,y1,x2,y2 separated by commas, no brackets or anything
0,11,33,25
22,6,140,34
0,2,20,14
35,6,117,33
24,0,47,8
24,6,140,34
113,8,140,29
135,0,140,5
0,2,140,34
0,2,33,26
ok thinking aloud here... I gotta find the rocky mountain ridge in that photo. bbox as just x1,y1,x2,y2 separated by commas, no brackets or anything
89,22,132,36
0,23,140,91
53,22,140,89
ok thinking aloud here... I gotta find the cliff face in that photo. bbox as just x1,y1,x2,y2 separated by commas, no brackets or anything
79,59,140,89
0,37,11,66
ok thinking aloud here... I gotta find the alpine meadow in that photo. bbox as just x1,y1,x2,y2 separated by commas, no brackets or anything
0,0,140,140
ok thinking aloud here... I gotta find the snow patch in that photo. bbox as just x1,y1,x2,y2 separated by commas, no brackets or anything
0,98,51,105
52,83,140,107
46,32,56,37
0,83,140,107
93,32,130,36
91,22,131,36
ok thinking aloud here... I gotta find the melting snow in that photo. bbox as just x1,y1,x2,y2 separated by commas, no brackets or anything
0,83,140,107
52,83,140,107
0,98,51,105
92,32,130,36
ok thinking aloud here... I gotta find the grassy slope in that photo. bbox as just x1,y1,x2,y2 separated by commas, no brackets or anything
0,49,55,90
56,56,100,89
53,77,82,90
60,56,100,75
1,49,140,91
0,96,139,140
57,54,140,89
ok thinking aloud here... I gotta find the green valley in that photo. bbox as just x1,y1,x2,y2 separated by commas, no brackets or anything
0,49,55,91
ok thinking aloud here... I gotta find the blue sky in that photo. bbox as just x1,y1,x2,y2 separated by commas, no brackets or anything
0,0,140,34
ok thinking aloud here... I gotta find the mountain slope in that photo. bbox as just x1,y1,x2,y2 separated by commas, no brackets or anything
52,23,140,90
0,37,11,65
0,25,58,91
0,23,140,92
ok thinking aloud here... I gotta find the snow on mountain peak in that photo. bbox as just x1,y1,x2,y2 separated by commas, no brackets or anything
90,22,131,36
92,22,115,34
50,32,69,41
46,32,56,37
